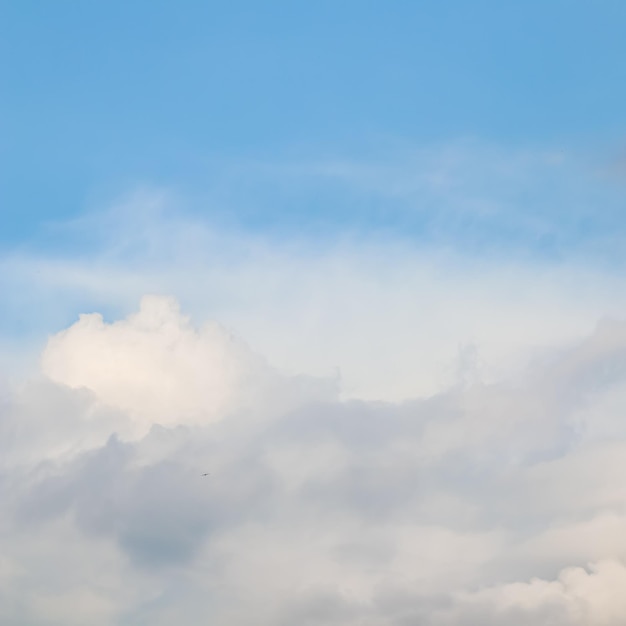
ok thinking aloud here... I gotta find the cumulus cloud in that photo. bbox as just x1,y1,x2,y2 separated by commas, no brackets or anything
436,560,626,626
40,294,335,435
2,295,626,624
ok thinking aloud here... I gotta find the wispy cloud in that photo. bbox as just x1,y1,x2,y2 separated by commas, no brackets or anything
176,140,626,262
3,186,626,400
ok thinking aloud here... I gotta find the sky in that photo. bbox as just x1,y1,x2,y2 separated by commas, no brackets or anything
3,1,626,624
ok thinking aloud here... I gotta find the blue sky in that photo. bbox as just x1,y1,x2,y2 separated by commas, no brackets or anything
2,0,626,368
2,0,626,249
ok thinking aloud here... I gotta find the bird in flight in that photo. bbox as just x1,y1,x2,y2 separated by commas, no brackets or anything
201,473,210,477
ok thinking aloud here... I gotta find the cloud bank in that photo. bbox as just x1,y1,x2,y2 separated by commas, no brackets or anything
2,293,626,624
2,144,626,623
4,186,626,403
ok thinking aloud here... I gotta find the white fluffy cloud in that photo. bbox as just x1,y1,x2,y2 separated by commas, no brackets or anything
40,295,335,436
3,294,626,624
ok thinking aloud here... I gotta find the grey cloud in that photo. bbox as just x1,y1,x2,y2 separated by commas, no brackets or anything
17,431,281,569
6,310,626,623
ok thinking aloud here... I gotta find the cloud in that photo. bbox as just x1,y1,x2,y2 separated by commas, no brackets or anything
3,142,626,622
3,296,626,623
4,189,626,404
436,560,626,626
40,294,335,435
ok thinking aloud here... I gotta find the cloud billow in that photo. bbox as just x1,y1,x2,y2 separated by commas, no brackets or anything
3,296,626,624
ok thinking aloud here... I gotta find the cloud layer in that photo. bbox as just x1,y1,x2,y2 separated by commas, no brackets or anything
2,294,626,624
5,186,626,405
